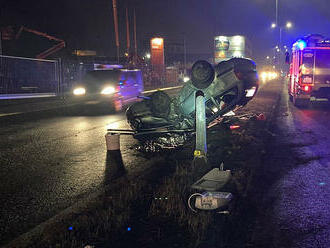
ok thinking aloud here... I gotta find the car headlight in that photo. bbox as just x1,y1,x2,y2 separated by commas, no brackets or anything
73,87,86,95
272,72,278,79
101,86,116,95
261,72,268,81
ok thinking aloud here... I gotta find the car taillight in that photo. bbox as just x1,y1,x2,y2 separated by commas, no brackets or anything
245,86,257,97
303,85,311,92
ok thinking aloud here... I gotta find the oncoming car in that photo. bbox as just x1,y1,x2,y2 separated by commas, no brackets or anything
260,70,279,82
259,65,279,82
72,69,143,111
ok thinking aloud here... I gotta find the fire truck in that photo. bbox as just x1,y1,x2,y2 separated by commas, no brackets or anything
288,34,330,107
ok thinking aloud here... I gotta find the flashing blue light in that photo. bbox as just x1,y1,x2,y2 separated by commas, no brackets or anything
68,226,73,231
319,182,326,186
297,40,307,50
127,227,131,231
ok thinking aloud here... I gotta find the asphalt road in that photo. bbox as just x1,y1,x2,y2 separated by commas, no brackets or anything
254,82,330,248
0,88,182,246
0,108,128,245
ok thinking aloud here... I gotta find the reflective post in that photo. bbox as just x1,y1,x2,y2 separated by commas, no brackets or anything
191,91,232,193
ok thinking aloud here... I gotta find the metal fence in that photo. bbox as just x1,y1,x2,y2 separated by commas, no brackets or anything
0,55,184,99
0,55,60,98
61,59,94,93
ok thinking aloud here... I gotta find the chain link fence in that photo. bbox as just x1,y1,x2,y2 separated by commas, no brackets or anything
0,55,184,99
61,59,94,94
0,55,60,98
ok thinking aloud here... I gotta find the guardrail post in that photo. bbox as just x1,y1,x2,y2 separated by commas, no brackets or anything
194,90,207,159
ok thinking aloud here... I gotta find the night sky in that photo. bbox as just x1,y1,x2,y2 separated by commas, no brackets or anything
1,0,330,64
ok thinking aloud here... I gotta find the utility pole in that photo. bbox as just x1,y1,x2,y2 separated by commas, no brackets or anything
183,33,187,75
0,31,2,55
112,0,120,63
133,8,137,56
126,7,130,57
276,0,280,47
279,27,282,48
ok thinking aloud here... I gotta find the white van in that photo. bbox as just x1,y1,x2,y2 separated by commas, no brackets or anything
72,69,143,111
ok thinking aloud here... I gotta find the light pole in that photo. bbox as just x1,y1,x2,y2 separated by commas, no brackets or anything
280,22,292,47
275,0,278,26
271,21,292,48
183,33,187,76
272,0,293,50
271,22,292,70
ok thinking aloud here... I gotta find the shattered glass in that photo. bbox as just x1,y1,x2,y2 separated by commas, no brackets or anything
134,133,193,153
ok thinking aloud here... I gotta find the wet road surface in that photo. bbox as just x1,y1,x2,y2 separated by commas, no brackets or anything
254,82,330,248
0,88,182,245
0,106,149,245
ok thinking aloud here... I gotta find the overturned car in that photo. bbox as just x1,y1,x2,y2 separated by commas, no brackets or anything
127,58,258,128
120,58,259,152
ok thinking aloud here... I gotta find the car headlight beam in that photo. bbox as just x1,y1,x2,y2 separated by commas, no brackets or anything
101,86,116,95
73,87,86,95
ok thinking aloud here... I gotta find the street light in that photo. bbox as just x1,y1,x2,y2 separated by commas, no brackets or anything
271,21,293,47
271,21,293,70
286,21,292,29
279,21,293,47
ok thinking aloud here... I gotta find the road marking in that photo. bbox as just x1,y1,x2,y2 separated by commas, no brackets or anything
0,93,56,99
0,112,23,117
142,85,182,94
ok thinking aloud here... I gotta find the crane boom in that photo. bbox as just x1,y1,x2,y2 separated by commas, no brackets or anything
15,26,65,59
